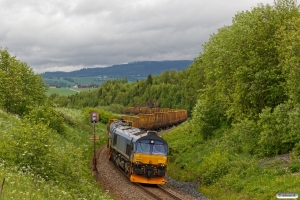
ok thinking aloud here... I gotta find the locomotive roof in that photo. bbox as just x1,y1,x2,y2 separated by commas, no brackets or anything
110,120,166,143
136,134,167,144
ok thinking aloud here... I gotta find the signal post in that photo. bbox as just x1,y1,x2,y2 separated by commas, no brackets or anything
90,111,99,175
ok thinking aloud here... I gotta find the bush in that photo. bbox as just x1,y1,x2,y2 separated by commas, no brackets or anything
48,93,71,107
258,105,288,156
42,143,87,185
288,163,300,173
24,106,67,136
292,141,300,156
223,119,260,155
198,146,230,185
10,119,54,178
191,97,227,140
258,104,297,157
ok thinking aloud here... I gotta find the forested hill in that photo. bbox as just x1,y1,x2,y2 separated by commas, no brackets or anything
41,60,193,78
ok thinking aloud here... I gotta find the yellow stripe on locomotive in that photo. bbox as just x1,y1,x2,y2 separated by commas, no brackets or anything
131,153,167,184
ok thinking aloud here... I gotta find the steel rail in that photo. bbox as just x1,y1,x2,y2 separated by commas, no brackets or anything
157,184,183,200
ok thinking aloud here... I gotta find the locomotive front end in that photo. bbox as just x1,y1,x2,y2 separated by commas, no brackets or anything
130,134,168,184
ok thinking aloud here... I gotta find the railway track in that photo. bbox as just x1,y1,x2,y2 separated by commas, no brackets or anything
110,154,185,199
93,146,202,200
136,183,184,200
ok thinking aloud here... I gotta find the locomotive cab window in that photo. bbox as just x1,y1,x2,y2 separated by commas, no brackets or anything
153,143,166,155
136,141,150,153
135,140,167,155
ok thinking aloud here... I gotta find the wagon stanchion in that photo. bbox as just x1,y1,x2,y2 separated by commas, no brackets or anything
90,111,99,176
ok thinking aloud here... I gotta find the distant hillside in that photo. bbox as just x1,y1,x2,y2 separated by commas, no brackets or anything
41,60,193,78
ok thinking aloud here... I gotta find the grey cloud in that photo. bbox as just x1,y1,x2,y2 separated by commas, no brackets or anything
0,0,274,73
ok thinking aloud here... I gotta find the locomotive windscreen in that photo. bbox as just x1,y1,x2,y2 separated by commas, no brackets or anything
135,139,167,155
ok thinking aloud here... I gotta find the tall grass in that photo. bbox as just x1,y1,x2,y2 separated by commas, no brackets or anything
0,108,112,199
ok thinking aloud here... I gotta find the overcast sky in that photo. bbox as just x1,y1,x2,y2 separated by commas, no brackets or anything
0,0,275,74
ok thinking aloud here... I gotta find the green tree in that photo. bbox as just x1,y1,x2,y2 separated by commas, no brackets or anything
0,48,47,116
147,74,153,85
191,0,299,139
277,17,300,104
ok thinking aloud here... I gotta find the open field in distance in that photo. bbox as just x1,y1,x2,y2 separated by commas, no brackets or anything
46,88,94,96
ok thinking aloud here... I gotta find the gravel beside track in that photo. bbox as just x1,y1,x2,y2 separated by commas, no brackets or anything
91,146,210,200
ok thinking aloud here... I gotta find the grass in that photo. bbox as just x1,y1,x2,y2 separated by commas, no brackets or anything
200,167,300,200
45,88,95,96
0,108,112,199
162,121,300,200
43,76,106,86
0,164,73,199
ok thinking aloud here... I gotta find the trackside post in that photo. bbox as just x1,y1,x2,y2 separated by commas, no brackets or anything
0,178,5,197
90,111,99,175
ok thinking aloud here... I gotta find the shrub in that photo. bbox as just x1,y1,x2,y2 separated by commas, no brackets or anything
292,141,300,156
24,106,67,136
10,120,54,178
258,104,291,157
48,93,71,107
198,146,230,185
288,163,300,173
258,103,300,157
191,97,227,140
223,119,260,155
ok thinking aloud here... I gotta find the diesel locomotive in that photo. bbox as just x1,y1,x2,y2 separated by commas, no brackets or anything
107,119,168,184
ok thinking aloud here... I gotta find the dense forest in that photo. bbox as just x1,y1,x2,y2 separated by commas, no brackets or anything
1,0,300,199
49,70,198,114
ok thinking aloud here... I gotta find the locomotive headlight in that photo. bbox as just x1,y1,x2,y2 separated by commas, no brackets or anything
151,140,154,144
136,161,142,166
158,163,165,168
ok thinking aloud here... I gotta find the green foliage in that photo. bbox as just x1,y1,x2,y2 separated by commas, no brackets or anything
288,162,300,173
99,103,127,114
188,0,300,140
23,106,67,135
61,69,195,114
42,143,87,186
0,48,47,116
0,108,111,199
257,103,300,157
278,15,300,104
146,74,153,85
191,91,229,139
223,119,260,155
48,92,72,107
198,147,230,185
9,119,54,178
292,141,300,156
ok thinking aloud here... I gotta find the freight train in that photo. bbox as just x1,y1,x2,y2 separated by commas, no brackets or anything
107,119,169,184
122,108,188,130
